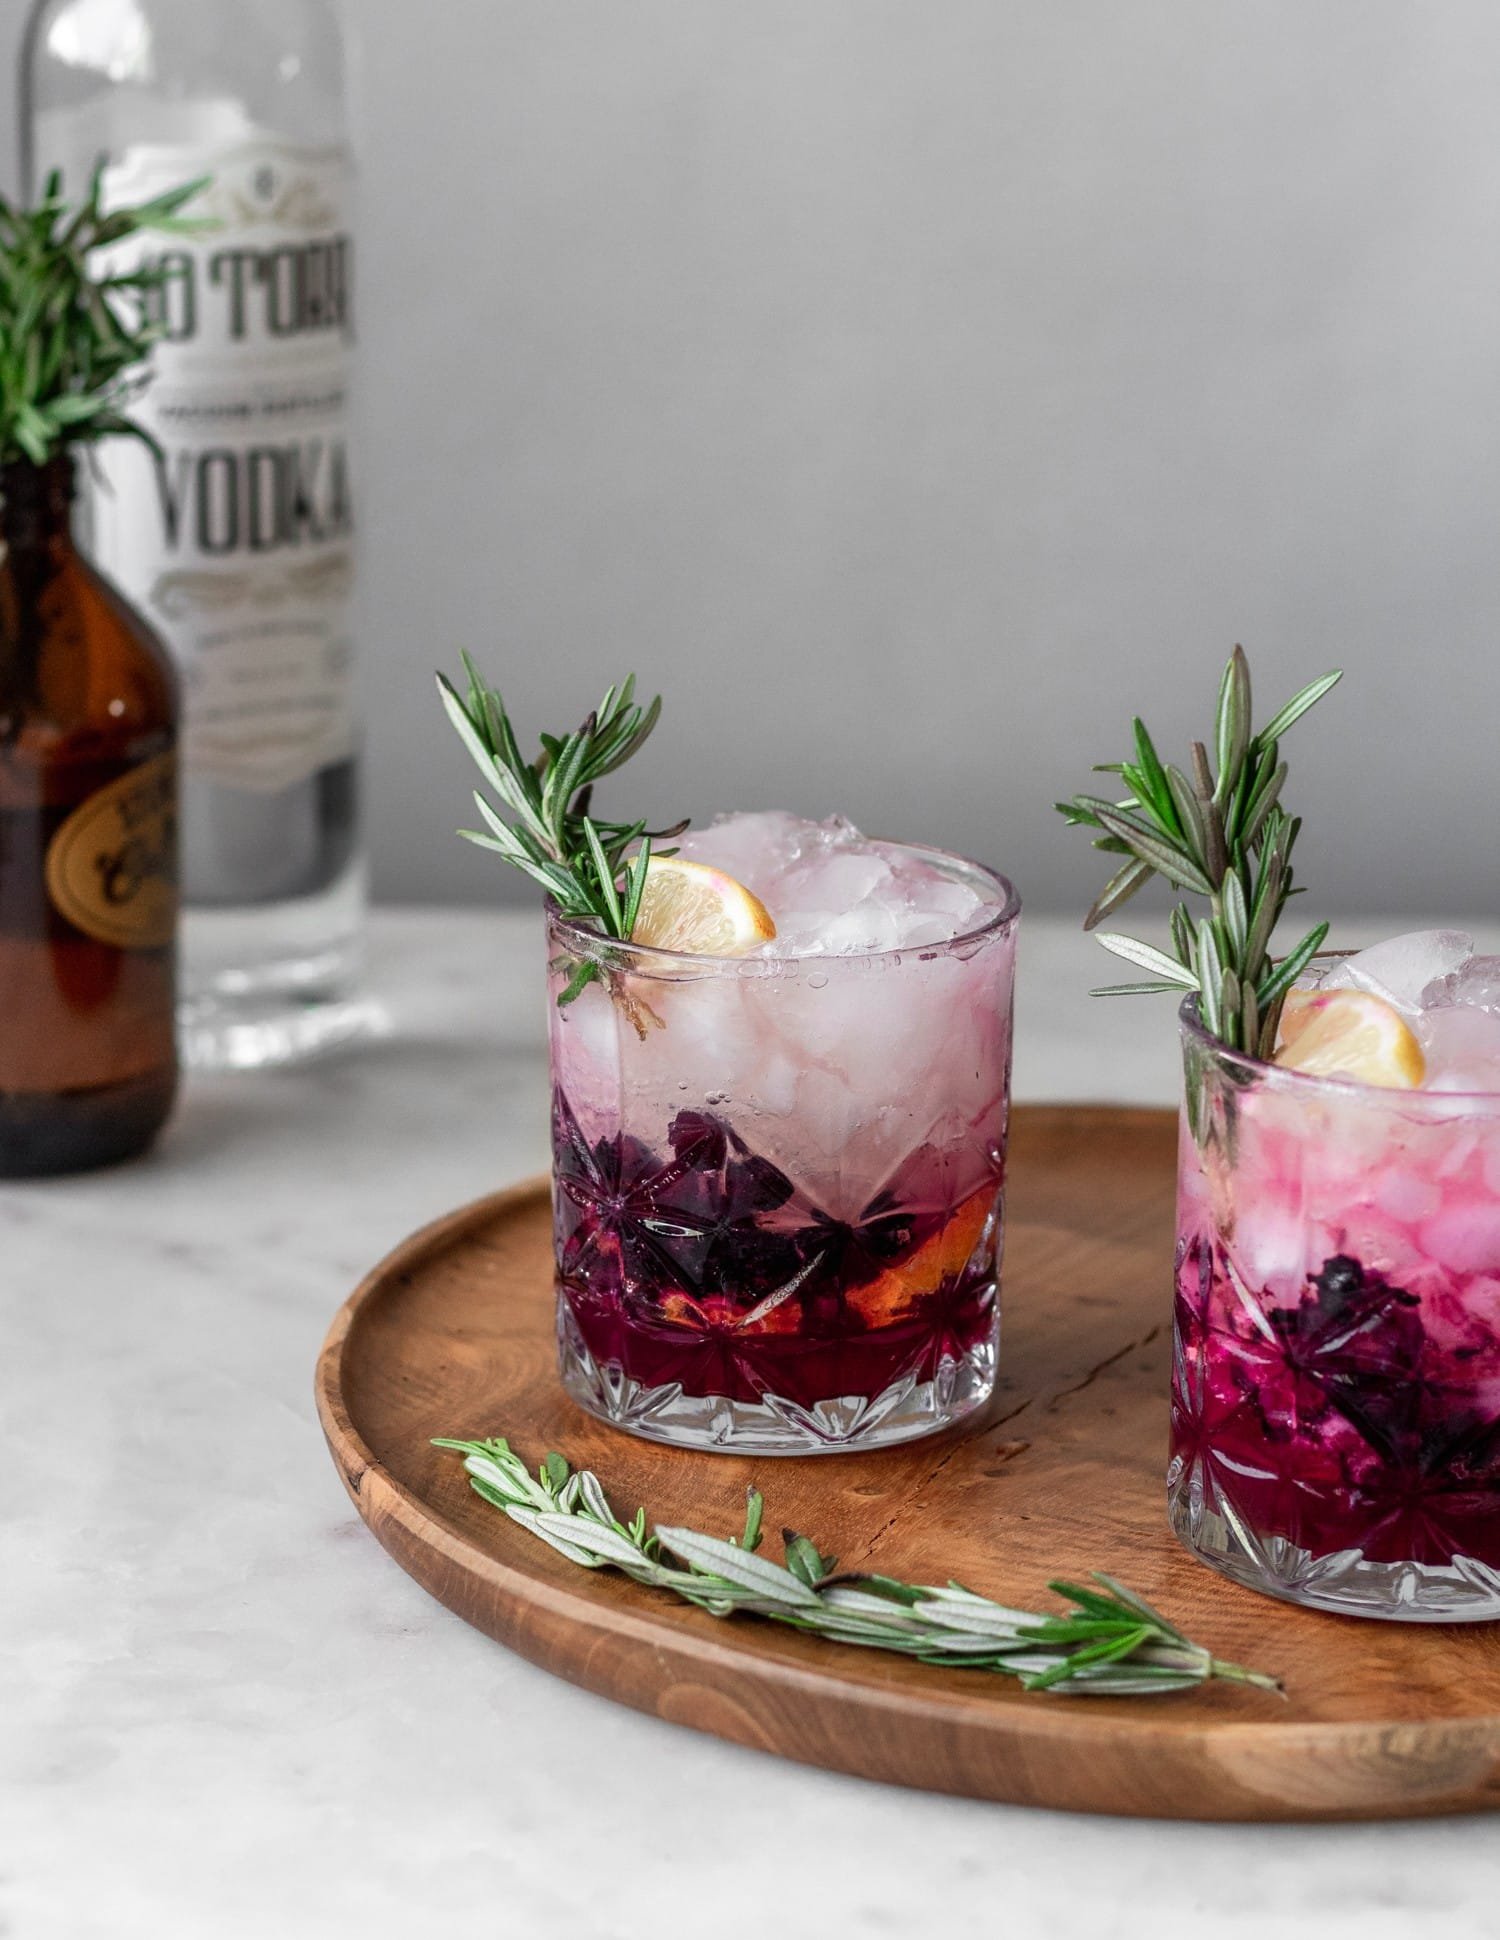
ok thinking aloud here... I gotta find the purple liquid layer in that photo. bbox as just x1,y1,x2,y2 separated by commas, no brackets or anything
1172,1232,1500,1569
552,1089,1000,1409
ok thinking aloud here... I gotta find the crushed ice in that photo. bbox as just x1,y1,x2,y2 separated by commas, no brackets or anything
1310,929,1500,1092
671,811,1001,957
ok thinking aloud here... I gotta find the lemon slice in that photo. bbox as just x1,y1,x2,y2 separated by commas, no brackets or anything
630,856,776,955
1274,988,1425,1088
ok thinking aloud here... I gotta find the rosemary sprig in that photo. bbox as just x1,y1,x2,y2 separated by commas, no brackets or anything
437,656,686,1004
0,164,209,466
434,1434,1283,1699
1056,646,1341,1056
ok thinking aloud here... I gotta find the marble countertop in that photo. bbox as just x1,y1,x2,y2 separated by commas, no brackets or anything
8,909,1499,1940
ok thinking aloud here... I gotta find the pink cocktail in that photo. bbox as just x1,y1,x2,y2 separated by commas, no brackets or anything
1171,941,1500,1620
547,813,1019,1453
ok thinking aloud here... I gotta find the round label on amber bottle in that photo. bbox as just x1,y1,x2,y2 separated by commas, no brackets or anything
44,753,178,950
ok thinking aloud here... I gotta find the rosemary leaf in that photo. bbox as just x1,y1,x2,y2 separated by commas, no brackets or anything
1090,979,1192,997
1218,868,1249,960
1213,645,1253,807
555,959,600,1007
1090,807,1216,897
1197,919,1224,1017
1093,932,1199,987
1257,671,1345,749
621,838,653,938
1256,920,1331,1009
582,817,624,933
1241,979,1261,1052
1083,856,1153,931
1131,718,1178,831
1165,764,1209,864
1170,903,1196,969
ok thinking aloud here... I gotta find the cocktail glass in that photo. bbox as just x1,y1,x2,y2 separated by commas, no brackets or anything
545,846,1019,1453
1170,990,1500,1620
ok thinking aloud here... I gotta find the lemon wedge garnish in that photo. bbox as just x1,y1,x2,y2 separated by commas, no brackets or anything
1274,988,1425,1089
630,856,776,955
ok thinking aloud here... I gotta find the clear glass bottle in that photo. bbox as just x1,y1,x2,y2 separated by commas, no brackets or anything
22,0,372,1069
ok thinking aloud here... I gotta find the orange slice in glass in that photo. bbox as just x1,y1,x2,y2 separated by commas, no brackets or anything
847,1188,997,1328
1274,988,1424,1089
630,857,776,955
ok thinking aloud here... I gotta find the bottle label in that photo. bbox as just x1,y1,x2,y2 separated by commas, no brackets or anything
94,143,355,795
45,754,179,950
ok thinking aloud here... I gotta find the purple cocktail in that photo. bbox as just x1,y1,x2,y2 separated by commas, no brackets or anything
1171,937,1500,1620
547,813,1019,1453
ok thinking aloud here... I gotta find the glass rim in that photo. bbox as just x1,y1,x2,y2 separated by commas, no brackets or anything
547,839,1021,976
1178,988,1500,1106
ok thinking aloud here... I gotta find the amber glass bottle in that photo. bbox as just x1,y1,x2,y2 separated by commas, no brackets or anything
0,454,179,1174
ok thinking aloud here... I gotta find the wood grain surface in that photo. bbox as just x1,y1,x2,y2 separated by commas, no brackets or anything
314,1105,1500,1821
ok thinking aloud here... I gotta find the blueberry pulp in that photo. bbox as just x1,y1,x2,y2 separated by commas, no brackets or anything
1172,1238,1500,1569
551,1090,1001,1408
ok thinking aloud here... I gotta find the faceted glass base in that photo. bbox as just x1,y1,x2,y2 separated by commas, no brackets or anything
558,1300,998,1455
180,860,384,1070
180,991,387,1071
1169,1462,1500,1623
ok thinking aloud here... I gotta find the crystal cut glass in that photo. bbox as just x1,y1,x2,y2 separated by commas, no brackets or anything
1169,995,1500,1621
546,847,1019,1454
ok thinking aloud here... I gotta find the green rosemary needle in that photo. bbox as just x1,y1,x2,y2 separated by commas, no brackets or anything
434,1434,1283,1699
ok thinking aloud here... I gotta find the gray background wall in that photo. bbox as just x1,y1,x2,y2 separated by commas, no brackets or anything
6,2,1500,916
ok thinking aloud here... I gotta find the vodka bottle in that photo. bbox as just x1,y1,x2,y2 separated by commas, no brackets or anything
23,0,371,1067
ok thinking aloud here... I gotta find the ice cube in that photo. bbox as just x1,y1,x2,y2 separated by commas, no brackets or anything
908,881,987,938
673,811,815,895
796,898,909,956
783,850,896,917
1416,1004,1500,1093
1321,929,1473,1015
899,911,971,947
1425,954,1500,1014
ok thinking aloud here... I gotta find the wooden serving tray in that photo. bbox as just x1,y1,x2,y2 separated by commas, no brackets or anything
315,1105,1500,1821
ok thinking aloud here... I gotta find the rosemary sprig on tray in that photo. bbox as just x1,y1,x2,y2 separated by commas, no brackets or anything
437,657,687,1003
0,164,209,466
1056,645,1341,1056
435,1434,1283,1699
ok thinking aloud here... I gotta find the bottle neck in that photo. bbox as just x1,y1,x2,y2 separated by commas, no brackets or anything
0,454,77,555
